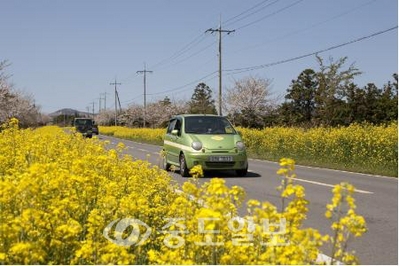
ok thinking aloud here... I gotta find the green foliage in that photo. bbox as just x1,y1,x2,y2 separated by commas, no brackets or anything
282,69,318,126
274,56,397,128
188,83,217,114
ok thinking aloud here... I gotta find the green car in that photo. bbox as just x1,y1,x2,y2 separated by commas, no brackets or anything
162,114,248,177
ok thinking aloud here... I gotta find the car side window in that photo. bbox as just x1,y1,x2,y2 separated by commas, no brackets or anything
167,119,176,134
174,119,182,135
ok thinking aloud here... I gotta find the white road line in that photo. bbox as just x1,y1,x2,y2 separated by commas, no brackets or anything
294,177,374,194
249,158,396,180
246,169,372,194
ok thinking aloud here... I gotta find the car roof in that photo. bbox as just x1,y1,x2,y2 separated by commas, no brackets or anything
173,114,221,118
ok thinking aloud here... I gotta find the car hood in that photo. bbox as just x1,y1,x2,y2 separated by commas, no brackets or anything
188,134,240,150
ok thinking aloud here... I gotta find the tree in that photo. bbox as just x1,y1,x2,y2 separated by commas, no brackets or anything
118,104,142,127
118,97,189,128
344,83,366,124
224,76,273,128
284,69,318,126
94,109,116,126
344,74,397,125
188,83,217,114
314,55,362,126
378,73,398,122
146,98,174,128
160,96,172,106
0,60,41,127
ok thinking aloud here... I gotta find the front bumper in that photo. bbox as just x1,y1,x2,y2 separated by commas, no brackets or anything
185,151,248,170
80,130,93,137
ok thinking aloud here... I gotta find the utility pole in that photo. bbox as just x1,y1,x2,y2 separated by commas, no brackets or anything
110,79,121,126
137,63,153,127
98,96,102,113
101,92,109,111
206,18,235,116
90,101,95,118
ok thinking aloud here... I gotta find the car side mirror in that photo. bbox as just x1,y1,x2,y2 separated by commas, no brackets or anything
171,129,179,135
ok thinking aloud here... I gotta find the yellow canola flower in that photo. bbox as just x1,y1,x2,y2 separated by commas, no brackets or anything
0,122,368,265
189,164,204,178
325,182,368,264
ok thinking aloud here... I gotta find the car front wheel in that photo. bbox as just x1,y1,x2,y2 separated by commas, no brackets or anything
179,154,190,177
236,167,248,177
162,152,171,171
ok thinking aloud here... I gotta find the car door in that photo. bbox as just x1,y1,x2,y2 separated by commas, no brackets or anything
164,118,180,165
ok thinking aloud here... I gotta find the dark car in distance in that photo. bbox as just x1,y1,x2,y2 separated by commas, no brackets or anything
92,121,99,135
73,118,94,138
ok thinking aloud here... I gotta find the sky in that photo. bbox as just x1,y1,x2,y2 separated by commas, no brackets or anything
1,0,398,114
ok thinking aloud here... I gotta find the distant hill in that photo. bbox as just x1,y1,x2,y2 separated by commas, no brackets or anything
48,108,91,117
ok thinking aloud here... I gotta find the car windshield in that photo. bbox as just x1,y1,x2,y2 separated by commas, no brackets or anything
75,119,92,126
184,116,236,134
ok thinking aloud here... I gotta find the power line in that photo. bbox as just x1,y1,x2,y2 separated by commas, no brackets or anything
223,0,272,25
235,0,305,31
120,94,143,104
229,0,378,55
115,1,295,89
150,33,209,70
148,71,218,96
153,40,217,72
224,25,398,75
150,1,279,73
224,0,281,28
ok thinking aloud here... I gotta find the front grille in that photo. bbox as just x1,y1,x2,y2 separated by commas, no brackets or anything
205,162,235,168
211,150,229,153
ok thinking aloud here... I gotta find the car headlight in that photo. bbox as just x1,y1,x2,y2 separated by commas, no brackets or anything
191,141,202,151
236,141,245,151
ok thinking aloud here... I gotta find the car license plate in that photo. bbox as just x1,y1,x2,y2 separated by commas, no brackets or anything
209,156,233,162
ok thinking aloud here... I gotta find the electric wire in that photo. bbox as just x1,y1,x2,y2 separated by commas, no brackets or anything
224,0,281,28
149,33,209,71
229,0,377,54
148,71,218,96
235,0,305,31
153,40,217,72
224,26,398,75
96,1,391,110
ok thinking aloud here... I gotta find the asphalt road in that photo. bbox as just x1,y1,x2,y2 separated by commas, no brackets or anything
99,135,398,265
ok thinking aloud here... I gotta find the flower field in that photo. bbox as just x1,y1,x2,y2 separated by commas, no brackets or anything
0,119,368,264
100,126,165,145
101,122,398,177
239,122,398,177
